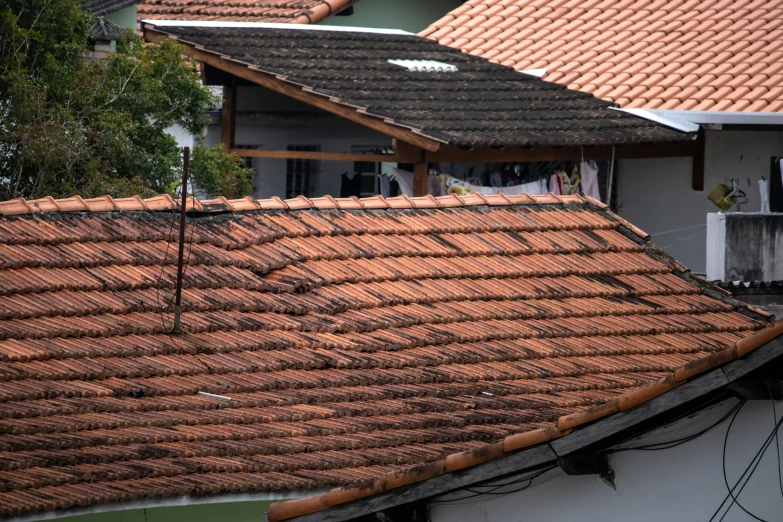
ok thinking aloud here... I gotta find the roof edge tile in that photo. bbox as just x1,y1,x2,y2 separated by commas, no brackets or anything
0,193,592,217
267,318,783,521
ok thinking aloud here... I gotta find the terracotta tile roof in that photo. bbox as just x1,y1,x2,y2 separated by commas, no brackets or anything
144,23,687,146
89,0,139,17
0,192,779,519
420,0,783,112
137,0,355,24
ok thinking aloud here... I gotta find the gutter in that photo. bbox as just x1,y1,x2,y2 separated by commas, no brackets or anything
8,490,330,522
646,109,783,127
610,107,700,134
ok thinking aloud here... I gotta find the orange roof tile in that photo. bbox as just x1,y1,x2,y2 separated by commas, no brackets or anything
137,0,355,24
421,0,783,112
0,192,778,519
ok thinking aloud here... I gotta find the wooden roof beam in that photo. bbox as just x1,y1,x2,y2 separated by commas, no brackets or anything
427,142,699,163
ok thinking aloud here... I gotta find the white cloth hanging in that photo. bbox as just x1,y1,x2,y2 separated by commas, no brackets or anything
759,178,770,212
580,160,601,201
435,172,546,196
387,168,414,197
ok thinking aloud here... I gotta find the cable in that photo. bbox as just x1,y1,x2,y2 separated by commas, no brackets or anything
609,400,743,454
155,202,179,333
708,400,783,522
431,466,562,505
768,382,783,499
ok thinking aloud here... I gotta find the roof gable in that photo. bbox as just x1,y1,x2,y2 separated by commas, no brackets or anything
0,192,778,519
421,0,783,113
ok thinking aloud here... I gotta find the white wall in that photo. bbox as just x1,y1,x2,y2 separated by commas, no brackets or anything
205,124,391,199
618,131,783,274
203,86,392,199
430,399,783,522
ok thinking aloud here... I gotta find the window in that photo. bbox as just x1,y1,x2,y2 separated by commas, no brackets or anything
286,145,319,198
235,144,259,170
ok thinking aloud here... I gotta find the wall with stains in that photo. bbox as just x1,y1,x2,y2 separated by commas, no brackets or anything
707,212,783,281
618,130,783,274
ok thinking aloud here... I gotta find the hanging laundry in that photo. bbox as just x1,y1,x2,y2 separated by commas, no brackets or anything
386,168,414,197
770,159,783,212
436,172,546,196
340,171,361,198
549,173,563,195
428,173,444,197
580,160,601,201
379,174,391,198
759,178,770,212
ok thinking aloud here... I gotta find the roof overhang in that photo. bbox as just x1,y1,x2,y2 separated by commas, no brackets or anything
140,20,413,36
141,22,442,153
278,331,783,522
648,110,783,127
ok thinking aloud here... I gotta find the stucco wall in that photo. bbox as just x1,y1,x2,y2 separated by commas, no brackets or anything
618,130,783,274
430,399,783,522
322,0,464,33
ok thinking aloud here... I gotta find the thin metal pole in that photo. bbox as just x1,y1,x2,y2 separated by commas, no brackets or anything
172,146,189,334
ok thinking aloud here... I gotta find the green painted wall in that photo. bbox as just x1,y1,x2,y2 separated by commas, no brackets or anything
104,4,138,31
323,0,465,33
54,501,273,522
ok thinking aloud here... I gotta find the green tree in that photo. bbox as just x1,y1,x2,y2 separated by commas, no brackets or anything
0,0,252,200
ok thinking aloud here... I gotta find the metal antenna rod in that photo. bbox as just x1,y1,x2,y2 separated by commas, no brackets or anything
172,146,189,334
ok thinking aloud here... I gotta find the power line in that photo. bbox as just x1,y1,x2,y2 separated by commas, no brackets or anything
609,400,744,453
430,465,561,505
708,400,783,522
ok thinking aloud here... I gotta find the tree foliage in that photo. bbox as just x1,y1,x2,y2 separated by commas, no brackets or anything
0,0,253,200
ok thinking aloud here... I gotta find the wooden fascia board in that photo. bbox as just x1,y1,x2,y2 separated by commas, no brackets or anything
143,27,442,153
230,149,397,162
285,335,783,522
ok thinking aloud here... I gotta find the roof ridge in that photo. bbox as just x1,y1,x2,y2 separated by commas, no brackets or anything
0,192,588,217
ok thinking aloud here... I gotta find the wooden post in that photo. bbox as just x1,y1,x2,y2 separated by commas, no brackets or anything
413,162,428,197
692,128,705,191
220,79,237,150
393,139,425,163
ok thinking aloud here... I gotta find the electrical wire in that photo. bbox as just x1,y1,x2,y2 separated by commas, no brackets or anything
708,399,783,522
155,201,180,333
609,400,744,453
431,466,562,505
768,383,783,499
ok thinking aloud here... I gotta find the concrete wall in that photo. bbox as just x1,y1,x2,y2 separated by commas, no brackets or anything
618,130,783,274
322,0,464,33
430,399,783,522
706,212,783,281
